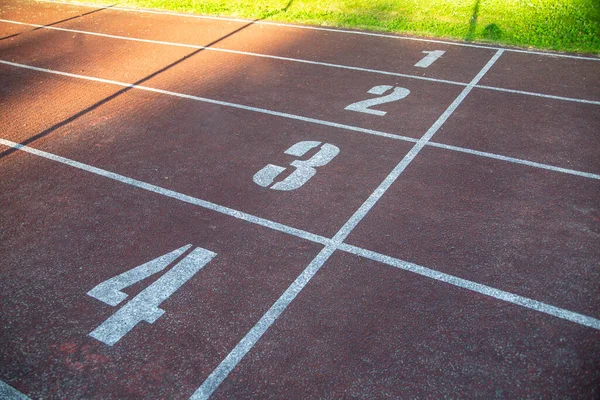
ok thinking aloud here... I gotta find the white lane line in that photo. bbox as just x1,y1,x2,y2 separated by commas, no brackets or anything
3,137,599,333
2,59,599,182
192,49,505,400
329,50,504,242
339,243,600,330
0,381,30,400
0,138,330,246
477,84,600,105
3,19,600,106
2,138,599,335
0,59,418,142
0,19,467,87
3,128,599,346
428,142,600,180
191,245,337,399
35,0,600,61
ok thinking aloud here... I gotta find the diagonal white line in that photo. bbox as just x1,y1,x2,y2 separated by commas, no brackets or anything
1,59,598,181
2,132,598,389
2,7,599,393
191,49,505,400
477,84,600,105
330,50,505,242
339,243,600,330
2,137,598,334
0,19,467,87
428,142,600,180
2,18,599,105
3,137,599,332
0,138,330,246
34,0,600,61
0,380,30,400
0,59,418,142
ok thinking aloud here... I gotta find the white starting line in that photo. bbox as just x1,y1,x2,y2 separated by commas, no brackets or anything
1,18,599,106
1,3,599,398
1,59,598,181
2,135,599,394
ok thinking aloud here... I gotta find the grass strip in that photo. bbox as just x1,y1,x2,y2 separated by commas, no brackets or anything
63,0,600,54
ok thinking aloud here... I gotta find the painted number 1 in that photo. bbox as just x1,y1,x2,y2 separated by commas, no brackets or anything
344,85,410,116
414,50,445,68
254,141,339,191
88,244,216,345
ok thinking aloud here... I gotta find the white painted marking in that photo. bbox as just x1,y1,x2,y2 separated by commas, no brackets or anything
344,85,410,116
89,246,216,346
191,245,337,400
427,142,600,180
1,138,598,334
2,21,599,105
34,0,600,61
0,381,30,400
0,60,598,182
254,141,340,191
334,49,505,242
88,244,192,306
192,49,506,400
0,59,417,141
1,60,599,182
415,50,445,68
0,138,331,245
252,164,286,187
339,243,600,330
285,140,322,156
476,84,600,105
0,19,467,87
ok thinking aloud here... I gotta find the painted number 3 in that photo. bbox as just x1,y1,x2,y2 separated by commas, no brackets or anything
253,141,340,191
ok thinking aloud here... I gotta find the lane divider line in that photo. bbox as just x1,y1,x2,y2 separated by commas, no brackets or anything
34,0,600,61
2,137,598,333
0,138,330,246
339,243,600,330
427,142,600,180
0,136,598,385
2,18,600,106
0,19,466,87
191,49,505,400
0,380,30,400
1,59,598,181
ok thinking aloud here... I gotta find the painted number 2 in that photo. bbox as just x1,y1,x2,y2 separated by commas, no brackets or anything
344,85,410,116
253,141,339,191
87,244,216,345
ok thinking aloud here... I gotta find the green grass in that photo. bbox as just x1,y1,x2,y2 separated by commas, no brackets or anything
71,0,600,54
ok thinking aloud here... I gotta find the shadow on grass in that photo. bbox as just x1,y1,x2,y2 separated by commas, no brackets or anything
262,0,294,19
465,0,502,42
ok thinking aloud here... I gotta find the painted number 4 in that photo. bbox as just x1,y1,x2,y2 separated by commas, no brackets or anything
87,244,216,345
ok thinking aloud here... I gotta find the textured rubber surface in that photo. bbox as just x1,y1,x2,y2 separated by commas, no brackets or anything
1,0,598,398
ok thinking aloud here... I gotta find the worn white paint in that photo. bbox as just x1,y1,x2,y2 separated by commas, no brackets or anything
89,246,216,346
254,141,339,191
415,50,446,68
345,85,410,116
0,381,30,400
88,245,192,306
191,49,507,400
